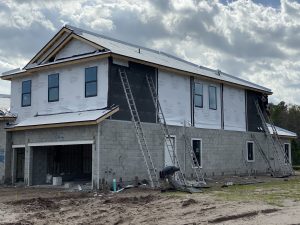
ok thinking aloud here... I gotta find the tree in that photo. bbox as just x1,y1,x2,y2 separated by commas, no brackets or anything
269,102,300,165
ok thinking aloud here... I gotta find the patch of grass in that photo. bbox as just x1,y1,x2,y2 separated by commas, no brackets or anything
212,178,300,206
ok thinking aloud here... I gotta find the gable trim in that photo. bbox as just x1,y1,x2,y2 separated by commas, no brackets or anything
25,27,72,68
41,34,105,64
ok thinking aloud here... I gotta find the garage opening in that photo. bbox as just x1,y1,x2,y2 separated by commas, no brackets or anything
15,148,25,182
32,144,92,185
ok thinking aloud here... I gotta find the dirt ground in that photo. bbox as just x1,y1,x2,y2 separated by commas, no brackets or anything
1,175,300,225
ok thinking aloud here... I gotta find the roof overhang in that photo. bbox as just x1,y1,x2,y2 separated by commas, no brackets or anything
6,106,119,131
267,123,297,139
1,51,111,80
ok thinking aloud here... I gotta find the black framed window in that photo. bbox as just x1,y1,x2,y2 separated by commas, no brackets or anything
209,85,217,110
194,83,203,108
48,73,59,102
284,143,290,163
247,141,254,162
21,80,31,107
192,139,202,167
85,67,97,97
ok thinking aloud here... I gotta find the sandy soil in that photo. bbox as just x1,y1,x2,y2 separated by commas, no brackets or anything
1,178,300,225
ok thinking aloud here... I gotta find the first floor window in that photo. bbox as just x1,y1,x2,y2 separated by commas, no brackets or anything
194,82,203,108
209,85,217,110
22,80,31,107
284,143,290,164
247,141,254,162
85,66,97,97
192,139,202,167
48,73,59,102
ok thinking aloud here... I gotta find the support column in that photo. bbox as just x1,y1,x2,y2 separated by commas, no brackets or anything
24,146,33,186
11,148,16,185
91,143,97,189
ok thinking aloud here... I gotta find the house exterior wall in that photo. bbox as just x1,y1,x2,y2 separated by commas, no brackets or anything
194,79,222,129
158,69,191,126
0,121,6,183
55,39,98,60
223,85,246,131
9,119,286,187
11,58,109,123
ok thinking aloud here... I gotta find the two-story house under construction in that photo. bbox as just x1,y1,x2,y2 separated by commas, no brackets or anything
0,25,297,188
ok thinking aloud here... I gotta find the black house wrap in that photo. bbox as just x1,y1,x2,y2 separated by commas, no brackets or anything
107,58,157,123
246,90,267,132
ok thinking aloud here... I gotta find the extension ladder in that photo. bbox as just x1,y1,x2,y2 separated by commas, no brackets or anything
251,133,274,175
254,100,293,177
145,74,187,187
119,69,160,188
183,122,206,185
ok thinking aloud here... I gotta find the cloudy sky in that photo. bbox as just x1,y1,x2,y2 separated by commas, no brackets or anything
0,0,299,104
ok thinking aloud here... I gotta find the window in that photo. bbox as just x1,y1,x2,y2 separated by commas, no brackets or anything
194,83,203,108
48,73,59,102
209,85,217,110
247,141,254,162
192,139,202,167
85,67,97,97
21,80,31,107
284,143,291,164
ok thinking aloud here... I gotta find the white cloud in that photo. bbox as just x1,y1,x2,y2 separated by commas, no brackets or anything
0,0,299,105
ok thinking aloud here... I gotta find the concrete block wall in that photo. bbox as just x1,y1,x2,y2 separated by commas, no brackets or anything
0,122,6,183
8,119,290,187
97,120,276,185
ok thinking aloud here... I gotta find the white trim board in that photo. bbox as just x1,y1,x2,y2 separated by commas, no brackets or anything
28,140,94,147
12,144,25,149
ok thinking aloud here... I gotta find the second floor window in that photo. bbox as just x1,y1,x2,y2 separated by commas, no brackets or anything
48,73,59,102
194,83,203,108
209,85,217,110
22,80,31,107
85,67,97,97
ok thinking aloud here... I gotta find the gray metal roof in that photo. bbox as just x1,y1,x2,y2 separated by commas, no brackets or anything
66,25,272,94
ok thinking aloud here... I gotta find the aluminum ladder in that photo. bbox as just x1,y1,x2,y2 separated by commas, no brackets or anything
183,122,206,185
251,133,274,176
119,69,160,188
145,74,187,187
254,100,293,177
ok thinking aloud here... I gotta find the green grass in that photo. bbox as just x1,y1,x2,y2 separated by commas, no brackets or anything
211,179,300,206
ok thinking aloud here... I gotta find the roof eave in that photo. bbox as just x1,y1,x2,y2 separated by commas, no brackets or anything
1,52,112,80
110,53,272,95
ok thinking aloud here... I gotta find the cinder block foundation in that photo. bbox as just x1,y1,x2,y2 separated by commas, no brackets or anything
8,119,286,188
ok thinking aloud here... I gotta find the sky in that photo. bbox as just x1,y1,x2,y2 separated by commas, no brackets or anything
0,0,299,105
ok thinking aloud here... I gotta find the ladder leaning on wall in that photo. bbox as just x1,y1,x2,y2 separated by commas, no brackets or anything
119,69,160,188
254,100,294,177
146,74,206,187
182,122,206,186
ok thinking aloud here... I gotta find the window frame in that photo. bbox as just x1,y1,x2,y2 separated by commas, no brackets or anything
194,82,203,108
21,80,31,107
48,73,59,102
85,66,98,98
284,143,291,164
208,85,217,110
246,141,255,162
191,138,202,168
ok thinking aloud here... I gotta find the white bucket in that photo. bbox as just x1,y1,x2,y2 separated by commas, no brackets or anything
52,177,62,186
